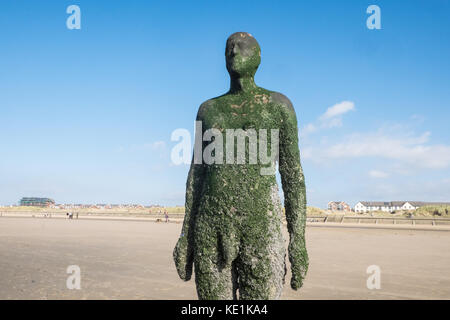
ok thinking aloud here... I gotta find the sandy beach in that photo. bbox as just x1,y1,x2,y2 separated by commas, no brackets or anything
0,217,449,299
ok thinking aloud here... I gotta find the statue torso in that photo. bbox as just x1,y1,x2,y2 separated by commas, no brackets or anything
196,87,288,217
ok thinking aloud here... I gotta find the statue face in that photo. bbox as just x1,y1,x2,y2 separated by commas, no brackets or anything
225,32,261,78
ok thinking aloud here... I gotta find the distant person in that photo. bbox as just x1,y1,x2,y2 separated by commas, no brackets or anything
76,212,79,219
164,210,169,223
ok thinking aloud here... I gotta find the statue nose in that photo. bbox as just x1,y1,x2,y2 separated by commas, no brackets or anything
232,45,239,55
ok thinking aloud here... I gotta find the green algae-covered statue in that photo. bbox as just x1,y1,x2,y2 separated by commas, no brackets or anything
173,32,308,300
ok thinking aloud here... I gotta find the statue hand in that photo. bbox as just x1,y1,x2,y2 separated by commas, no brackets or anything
173,236,193,281
290,267,305,290
288,239,308,290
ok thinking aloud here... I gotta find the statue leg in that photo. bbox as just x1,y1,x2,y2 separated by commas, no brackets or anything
193,214,238,300
237,221,286,300
193,235,238,300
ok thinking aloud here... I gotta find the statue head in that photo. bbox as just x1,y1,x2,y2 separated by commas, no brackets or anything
226,32,261,79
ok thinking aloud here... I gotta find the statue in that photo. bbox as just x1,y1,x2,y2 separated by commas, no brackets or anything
173,32,308,300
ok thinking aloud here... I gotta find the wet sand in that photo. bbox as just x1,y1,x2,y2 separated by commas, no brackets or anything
0,217,449,299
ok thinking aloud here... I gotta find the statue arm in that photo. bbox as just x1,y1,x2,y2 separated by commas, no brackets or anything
173,158,203,281
278,98,309,290
173,106,207,281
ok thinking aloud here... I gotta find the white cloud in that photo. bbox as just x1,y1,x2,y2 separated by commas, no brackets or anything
150,141,166,150
368,170,389,178
303,129,450,169
320,101,355,120
299,108,449,204
410,114,425,123
301,123,317,136
359,178,450,203
300,101,355,137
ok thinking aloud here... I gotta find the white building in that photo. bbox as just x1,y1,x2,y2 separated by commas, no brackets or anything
354,201,426,213
328,201,351,212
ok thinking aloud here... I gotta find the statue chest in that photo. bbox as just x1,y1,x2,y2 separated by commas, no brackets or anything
203,102,280,132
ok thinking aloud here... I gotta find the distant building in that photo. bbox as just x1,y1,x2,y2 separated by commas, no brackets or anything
328,201,351,212
20,197,55,207
354,201,450,213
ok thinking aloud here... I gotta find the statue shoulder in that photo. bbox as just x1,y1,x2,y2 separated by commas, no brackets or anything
270,91,294,111
196,99,215,121
269,91,297,120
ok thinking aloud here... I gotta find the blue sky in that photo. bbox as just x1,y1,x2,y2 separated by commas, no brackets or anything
1,0,449,207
